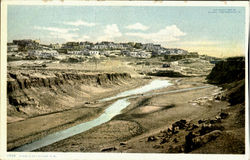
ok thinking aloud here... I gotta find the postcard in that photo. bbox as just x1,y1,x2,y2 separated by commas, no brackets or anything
0,1,249,160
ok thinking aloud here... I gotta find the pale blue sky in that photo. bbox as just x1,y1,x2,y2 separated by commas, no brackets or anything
7,5,246,57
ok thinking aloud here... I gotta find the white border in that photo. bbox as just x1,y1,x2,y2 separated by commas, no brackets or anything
245,4,249,160
1,0,8,160
1,1,249,160
1,0,249,6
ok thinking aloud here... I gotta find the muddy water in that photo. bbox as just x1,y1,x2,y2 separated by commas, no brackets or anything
13,79,171,152
100,79,172,101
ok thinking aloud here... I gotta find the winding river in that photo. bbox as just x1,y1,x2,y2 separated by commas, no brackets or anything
13,79,172,152
12,79,213,152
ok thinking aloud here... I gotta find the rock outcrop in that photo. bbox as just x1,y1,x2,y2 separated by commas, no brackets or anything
143,114,227,153
207,57,245,84
206,56,245,105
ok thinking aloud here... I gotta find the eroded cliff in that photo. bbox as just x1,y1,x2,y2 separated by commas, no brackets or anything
7,70,132,121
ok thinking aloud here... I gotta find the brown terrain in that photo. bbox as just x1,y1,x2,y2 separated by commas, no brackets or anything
7,56,245,154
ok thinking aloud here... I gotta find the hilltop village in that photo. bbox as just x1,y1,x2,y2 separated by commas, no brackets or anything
7,39,199,60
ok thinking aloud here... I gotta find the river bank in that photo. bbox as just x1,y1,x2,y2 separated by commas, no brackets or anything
7,75,150,151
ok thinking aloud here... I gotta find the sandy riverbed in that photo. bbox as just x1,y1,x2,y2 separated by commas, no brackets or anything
34,76,244,153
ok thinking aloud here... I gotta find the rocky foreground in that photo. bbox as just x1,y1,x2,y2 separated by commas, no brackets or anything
111,103,244,154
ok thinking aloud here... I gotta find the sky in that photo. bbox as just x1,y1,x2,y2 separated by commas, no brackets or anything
7,5,246,57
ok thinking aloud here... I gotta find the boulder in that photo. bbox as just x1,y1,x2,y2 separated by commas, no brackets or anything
160,138,168,144
220,112,228,119
199,124,224,136
101,147,117,152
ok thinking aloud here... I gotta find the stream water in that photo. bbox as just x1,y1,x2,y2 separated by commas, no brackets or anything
13,79,172,152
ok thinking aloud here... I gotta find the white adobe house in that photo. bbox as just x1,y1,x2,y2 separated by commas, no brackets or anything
68,51,85,55
177,49,188,54
153,49,167,55
137,51,151,58
7,44,19,52
88,50,100,56
92,44,108,50
109,44,124,50
128,51,151,58
129,52,137,57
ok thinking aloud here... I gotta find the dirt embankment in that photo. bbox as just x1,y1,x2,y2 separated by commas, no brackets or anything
7,70,133,122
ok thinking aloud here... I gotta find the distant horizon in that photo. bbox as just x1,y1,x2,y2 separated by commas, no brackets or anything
8,5,246,58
